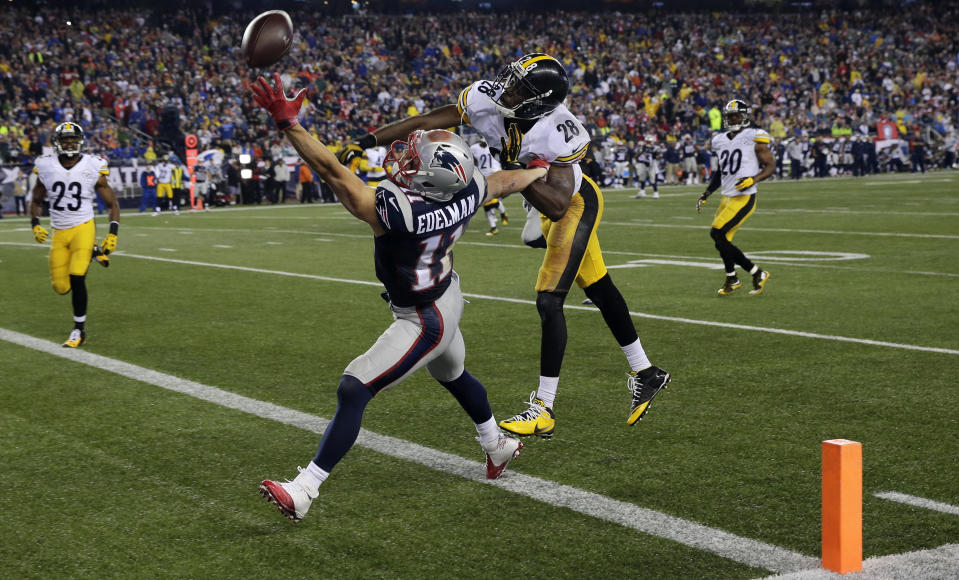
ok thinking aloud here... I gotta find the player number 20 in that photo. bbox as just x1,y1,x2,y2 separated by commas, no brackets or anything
719,149,743,176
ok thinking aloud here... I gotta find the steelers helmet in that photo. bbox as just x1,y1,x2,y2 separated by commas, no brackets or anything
722,100,751,132
53,122,85,157
493,53,569,120
385,129,475,202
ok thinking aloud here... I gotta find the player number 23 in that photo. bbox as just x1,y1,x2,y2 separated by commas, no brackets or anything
51,181,83,211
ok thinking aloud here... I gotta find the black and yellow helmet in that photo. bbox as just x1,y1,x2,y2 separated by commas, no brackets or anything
493,53,569,120
53,122,85,157
722,100,751,132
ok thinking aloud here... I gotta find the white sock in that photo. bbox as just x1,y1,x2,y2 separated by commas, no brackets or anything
486,210,496,228
536,377,559,408
475,417,500,449
749,265,759,275
622,338,652,373
73,315,87,324
293,461,328,498
726,271,736,277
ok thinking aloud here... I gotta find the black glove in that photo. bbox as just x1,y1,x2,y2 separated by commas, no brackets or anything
338,133,377,166
499,123,524,170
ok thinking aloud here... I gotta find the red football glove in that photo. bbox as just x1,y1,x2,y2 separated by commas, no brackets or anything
526,158,550,182
249,73,306,131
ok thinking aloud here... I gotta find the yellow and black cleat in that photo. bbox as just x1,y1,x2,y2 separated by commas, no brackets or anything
749,270,770,295
627,366,670,425
717,276,741,296
498,392,555,438
63,329,86,348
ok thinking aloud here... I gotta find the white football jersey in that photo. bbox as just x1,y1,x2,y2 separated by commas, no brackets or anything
469,142,502,177
364,146,387,178
33,154,109,230
710,127,771,197
156,162,174,184
457,80,590,193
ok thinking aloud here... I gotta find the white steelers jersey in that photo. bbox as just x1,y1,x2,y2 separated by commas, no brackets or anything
710,127,771,197
156,162,174,184
457,80,590,193
469,142,502,177
364,145,387,179
33,154,109,230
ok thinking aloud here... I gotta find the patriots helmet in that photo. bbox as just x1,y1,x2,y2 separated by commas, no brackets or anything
385,129,474,202
53,122,85,158
493,53,569,120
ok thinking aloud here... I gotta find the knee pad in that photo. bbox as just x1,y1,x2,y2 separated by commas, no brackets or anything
536,291,566,322
710,227,729,249
52,278,71,295
336,374,373,407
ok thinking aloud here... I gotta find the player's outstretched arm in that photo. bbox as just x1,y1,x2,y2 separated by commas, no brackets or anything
485,166,548,204
250,74,382,234
370,105,463,149
285,126,381,234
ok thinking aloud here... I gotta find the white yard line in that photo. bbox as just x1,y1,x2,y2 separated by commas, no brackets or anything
0,327,817,574
109,252,959,356
3,243,956,352
600,221,959,240
874,492,959,516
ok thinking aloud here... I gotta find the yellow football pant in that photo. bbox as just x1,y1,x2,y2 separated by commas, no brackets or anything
711,194,756,241
49,219,95,294
535,176,608,293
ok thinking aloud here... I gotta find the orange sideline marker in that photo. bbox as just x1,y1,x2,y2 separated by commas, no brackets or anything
822,439,862,574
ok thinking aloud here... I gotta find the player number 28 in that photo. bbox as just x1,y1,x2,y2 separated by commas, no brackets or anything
556,119,580,143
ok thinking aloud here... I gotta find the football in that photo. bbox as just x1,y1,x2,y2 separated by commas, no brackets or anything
240,10,294,68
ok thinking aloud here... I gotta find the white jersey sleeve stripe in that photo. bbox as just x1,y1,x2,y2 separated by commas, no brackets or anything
378,179,415,232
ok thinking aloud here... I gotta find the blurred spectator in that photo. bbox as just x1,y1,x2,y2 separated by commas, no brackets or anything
0,2,954,186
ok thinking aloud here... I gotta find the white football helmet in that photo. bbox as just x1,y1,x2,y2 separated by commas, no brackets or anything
385,130,474,202
53,122,85,158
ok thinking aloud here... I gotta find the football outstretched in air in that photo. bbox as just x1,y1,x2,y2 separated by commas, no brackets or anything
240,10,293,68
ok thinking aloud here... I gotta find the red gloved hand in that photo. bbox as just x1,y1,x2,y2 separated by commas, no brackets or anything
526,158,550,182
249,73,306,131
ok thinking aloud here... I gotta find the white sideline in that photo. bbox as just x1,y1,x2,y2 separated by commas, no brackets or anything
874,492,959,516
2,244,956,355
114,252,959,356
0,327,817,574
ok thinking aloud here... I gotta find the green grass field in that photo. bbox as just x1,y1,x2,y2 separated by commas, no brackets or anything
1,172,957,579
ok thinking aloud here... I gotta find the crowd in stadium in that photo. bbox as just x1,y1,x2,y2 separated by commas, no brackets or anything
0,1,957,202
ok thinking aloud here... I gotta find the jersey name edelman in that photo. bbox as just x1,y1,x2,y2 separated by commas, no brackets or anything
416,195,477,234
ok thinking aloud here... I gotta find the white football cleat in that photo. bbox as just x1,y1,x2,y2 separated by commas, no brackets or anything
258,478,315,523
484,434,523,480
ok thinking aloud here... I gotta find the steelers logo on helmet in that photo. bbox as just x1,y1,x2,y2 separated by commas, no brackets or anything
722,100,751,132
385,130,474,202
53,122,85,158
493,53,569,120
